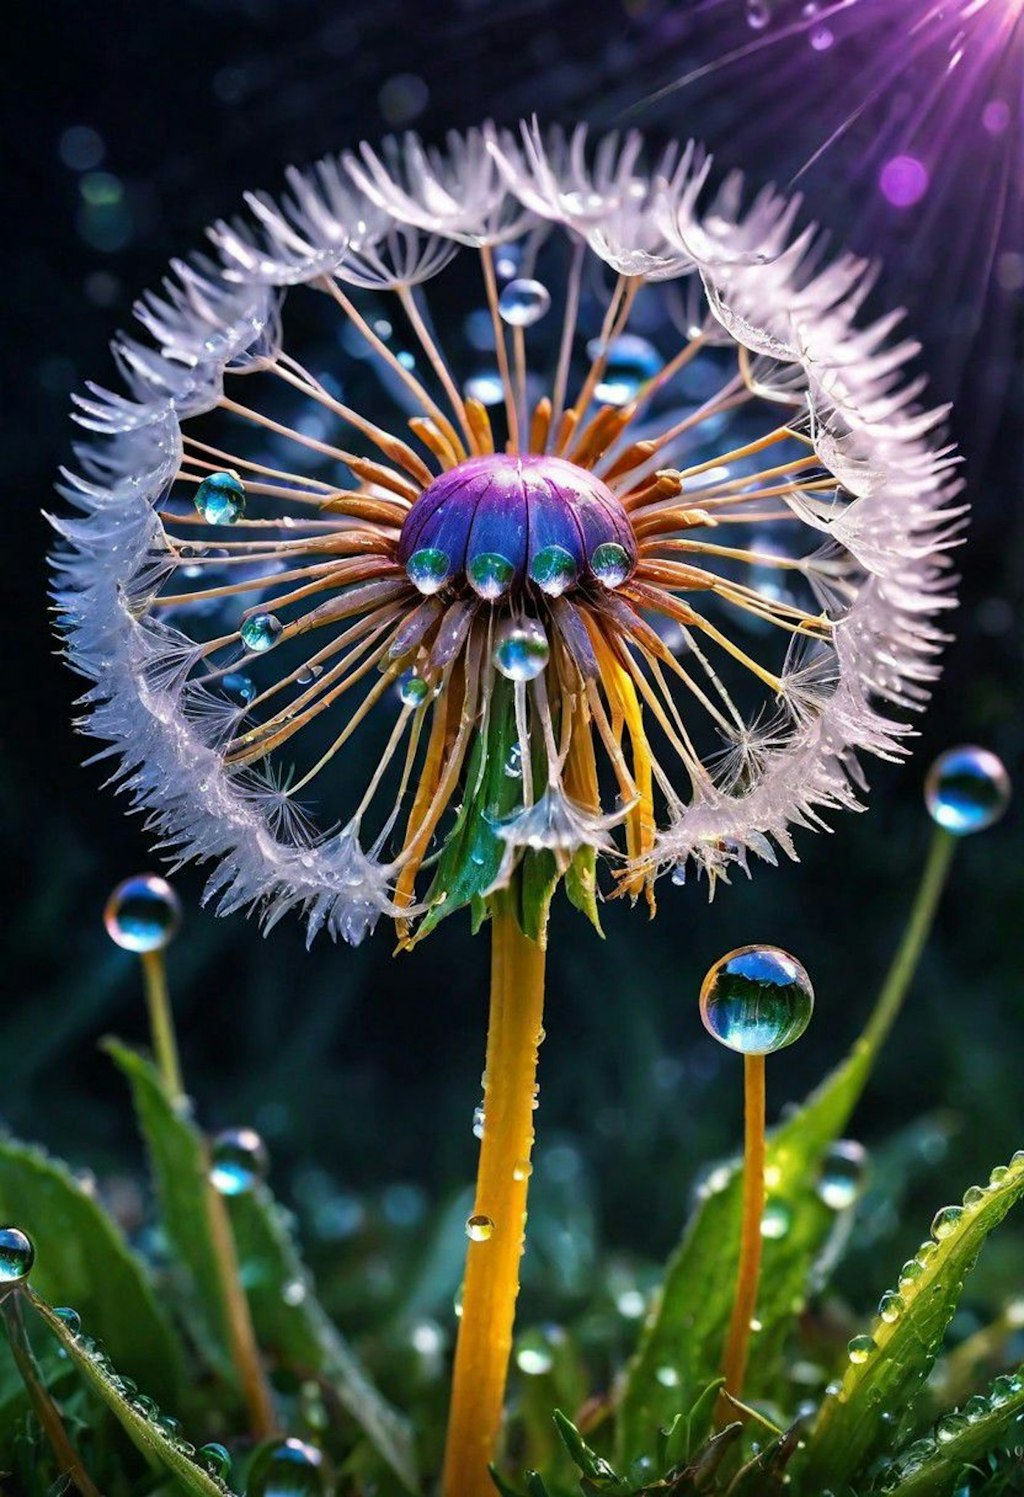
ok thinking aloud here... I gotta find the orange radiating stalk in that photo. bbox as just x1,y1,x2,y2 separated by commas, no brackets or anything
719,1053,767,1417
442,897,547,1497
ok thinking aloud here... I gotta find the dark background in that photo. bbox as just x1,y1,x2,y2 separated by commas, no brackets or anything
3,0,1023,1311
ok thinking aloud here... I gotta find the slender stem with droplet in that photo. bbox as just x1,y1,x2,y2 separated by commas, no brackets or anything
442,894,547,1497
719,1052,766,1415
0,1292,102,1497
861,826,955,1057
140,950,183,1102
204,1163,277,1440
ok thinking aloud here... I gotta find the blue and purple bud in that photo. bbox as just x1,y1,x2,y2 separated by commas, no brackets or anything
398,455,637,602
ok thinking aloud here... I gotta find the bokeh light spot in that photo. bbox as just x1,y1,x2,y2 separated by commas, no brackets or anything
879,154,929,208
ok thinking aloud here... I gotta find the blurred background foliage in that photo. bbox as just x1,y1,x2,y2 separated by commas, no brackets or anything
2,0,1023,1357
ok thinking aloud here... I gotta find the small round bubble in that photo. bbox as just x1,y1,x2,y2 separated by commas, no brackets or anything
193,471,245,525
247,1437,327,1497
699,945,814,1055
817,1140,868,1210
498,278,552,328
494,618,549,681
398,672,430,708
0,1227,34,1286
848,1334,876,1364
406,546,451,595
54,1306,82,1335
466,1214,495,1242
209,1128,269,1197
589,541,632,589
199,1443,232,1480
925,745,1010,835
529,544,577,596
468,552,515,600
241,613,283,653
104,874,182,954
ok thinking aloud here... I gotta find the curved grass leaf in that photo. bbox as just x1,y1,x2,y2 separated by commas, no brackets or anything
798,1152,1024,1491
227,1183,417,1491
104,1038,235,1377
107,1040,416,1491
880,1367,1024,1496
29,1290,237,1497
0,1135,182,1406
615,1037,874,1462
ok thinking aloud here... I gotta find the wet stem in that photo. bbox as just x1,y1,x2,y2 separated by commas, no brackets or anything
442,892,547,1497
0,1291,101,1497
141,950,184,1100
719,1053,766,1417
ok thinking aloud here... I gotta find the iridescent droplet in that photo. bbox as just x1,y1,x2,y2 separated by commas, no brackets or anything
466,1214,495,1242
529,544,578,597
848,1334,876,1364
699,946,814,1055
498,278,552,328
761,1199,791,1240
247,1437,328,1497
194,471,245,525
468,551,515,600
924,745,1011,835
54,1306,81,1335
209,1128,269,1197
817,1140,868,1210
398,671,430,708
931,1205,964,1241
199,1443,232,1480
0,1227,34,1287
241,613,283,653
589,541,632,589
104,874,182,953
494,618,549,681
593,334,663,404
406,547,451,595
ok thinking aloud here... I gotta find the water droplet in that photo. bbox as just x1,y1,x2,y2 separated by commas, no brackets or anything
0,1227,34,1286
936,1412,968,1444
468,551,515,600
198,1442,232,1480
592,334,662,405
699,946,814,1055
494,618,549,681
512,1158,532,1182
746,0,771,28
925,745,1010,835
848,1334,876,1364
406,546,451,595
761,1200,791,1240
498,278,552,328
529,543,578,597
931,1205,964,1241
963,1184,987,1208
589,541,632,589
247,1437,328,1497
194,471,245,525
209,1128,269,1197
241,613,283,653
398,671,430,708
504,743,523,779
103,874,182,953
990,1164,1009,1186
295,663,323,687
515,1332,554,1376
53,1306,81,1335
878,1290,905,1324
818,1140,869,1210
223,672,256,706
472,1106,485,1140
963,1394,989,1423
466,1214,495,1242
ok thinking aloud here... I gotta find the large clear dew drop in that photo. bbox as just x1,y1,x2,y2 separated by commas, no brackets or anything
699,945,814,1055
104,874,182,954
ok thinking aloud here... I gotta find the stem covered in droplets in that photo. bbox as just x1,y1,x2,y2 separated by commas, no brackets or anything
442,894,547,1497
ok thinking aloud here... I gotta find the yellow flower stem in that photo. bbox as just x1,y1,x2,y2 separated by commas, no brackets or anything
442,894,547,1497
1,1292,101,1497
203,1168,277,1440
719,1052,766,1415
140,950,184,1102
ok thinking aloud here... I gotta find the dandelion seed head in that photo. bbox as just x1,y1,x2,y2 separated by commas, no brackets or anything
53,122,961,942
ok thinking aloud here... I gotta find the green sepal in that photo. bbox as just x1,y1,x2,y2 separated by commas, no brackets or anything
661,1378,725,1470
29,1291,236,1497
565,843,603,935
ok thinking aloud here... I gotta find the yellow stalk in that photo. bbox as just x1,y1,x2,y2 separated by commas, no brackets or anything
719,1053,767,1418
442,897,547,1497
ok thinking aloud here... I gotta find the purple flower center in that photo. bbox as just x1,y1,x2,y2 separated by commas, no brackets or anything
397,454,637,601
